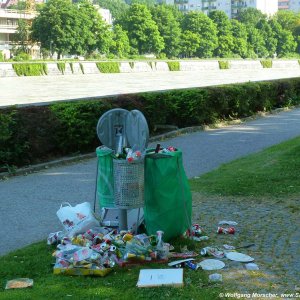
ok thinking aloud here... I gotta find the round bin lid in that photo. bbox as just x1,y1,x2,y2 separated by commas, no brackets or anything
96,108,129,150
126,110,149,150
198,259,225,271
225,252,254,263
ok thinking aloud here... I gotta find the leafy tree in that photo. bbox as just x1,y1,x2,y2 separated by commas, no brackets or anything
209,10,234,57
31,0,111,58
256,19,277,57
7,0,26,10
117,3,164,55
181,11,217,58
230,19,248,58
269,19,297,57
96,0,129,20
126,0,156,6
110,24,130,57
180,30,200,58
12,19,31,54
151,5,181,58
237,7,266,27
246,26,268,58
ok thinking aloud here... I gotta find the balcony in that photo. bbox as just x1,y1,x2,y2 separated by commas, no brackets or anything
0,9,36,19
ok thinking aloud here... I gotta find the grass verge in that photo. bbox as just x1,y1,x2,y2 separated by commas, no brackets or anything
190,136,300,197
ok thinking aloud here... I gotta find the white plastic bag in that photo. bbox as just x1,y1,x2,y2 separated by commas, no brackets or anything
56,202,99,237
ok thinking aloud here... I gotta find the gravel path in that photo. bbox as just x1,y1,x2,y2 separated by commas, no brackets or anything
193,193,300,295
0,108,300,259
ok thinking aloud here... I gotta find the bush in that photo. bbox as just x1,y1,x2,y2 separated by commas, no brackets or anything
218,61,230,69
167,61,180,71
12,63,48,76
96,62,120,73
1,78,300,170
57,62,66,74
69,62,74,73
79,63,84,74
260,60,273,68
12,52,31,61
0,51,4,62
129,61,134,69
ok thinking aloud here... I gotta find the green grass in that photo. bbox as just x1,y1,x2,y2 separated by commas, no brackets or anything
0,238,221,299
190,136,300,197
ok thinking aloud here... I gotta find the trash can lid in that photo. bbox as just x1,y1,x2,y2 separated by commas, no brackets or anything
126,110,149,150
96,108,129,150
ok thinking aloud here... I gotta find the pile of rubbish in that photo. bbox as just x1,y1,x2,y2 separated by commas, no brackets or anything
48,228,171,276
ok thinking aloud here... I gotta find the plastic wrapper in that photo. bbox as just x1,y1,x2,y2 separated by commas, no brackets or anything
5,278,33,289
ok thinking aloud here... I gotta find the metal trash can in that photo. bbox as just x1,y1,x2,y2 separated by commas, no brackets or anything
113,159,144,209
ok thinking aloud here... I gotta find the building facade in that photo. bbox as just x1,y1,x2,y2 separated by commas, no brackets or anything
278,0,300,12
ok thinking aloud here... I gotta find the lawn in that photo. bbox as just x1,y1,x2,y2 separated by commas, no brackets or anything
1,136,300,299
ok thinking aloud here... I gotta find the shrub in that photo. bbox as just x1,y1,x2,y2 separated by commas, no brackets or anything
0,51,4,62
12,52,31,61
79,63,84,74
1,78,300,169
69,62,74,73
129,61,134,69
260,60,272,68
96,62,120,73
57,62,66,74
218,61,230,69
12,63,48,76
167,61,180,71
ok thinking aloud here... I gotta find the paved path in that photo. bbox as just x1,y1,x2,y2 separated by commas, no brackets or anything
0,108,300,256
1,68,300,107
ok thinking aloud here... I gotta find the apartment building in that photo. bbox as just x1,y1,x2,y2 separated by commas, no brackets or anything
0,8,36,58
168,0,278,18
278,0,300,12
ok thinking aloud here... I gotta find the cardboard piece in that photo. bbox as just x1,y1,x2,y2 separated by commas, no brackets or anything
137,269,184,288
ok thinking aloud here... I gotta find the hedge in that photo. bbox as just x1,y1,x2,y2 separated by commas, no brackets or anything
167,61,180,71
218,61,230,69
96,62,120,73
1,78,300,171
260,60,273,68
57,62,66,74
12,63,48,76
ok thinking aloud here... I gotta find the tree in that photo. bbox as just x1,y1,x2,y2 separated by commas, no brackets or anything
180,30,200,58
256,19,277,57
230,19,248,58
31,0,111,58
117,4,164,55
269,19,297,57
181,11,217,58
110,24,130,57
151,5,181,58
246,26,268,58
96,0,129,20
13,19,31,54
209,10,234,57
237,7,266,27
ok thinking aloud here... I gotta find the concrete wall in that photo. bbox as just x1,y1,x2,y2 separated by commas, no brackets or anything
0,60,299,77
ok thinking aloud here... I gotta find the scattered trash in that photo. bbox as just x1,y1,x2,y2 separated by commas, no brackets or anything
56,202,99,237
209,273,223,282
185,260,199,270
225,252,254,262
137,269,183,288
217,226,235,234
193,236,209,242
5,278,33,289
218,221,238,226
168,258,195,268
200,247,225,259
47,231,65,245
245,263,259,270
223,244,235,250
198,259,225,271
169,251,198,258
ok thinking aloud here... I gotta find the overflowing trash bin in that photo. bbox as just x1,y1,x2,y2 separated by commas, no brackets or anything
95,108,192,239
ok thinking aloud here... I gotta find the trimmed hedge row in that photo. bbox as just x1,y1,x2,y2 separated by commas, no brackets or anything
1,78,300,171
96,62,120,73
12,63,48,76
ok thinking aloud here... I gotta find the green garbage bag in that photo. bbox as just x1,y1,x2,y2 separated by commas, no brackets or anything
96,146,115,208
144,149,192,242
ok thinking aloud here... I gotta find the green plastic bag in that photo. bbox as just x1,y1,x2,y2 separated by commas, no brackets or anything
144,149,192,242
96,147,115,208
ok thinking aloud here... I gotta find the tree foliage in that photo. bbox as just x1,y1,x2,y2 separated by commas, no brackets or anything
118,3,164,55
96,0,129,20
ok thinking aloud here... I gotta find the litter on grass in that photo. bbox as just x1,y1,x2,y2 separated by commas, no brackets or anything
5,278,33,289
